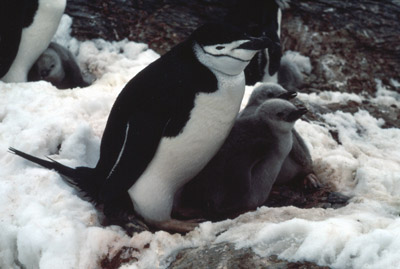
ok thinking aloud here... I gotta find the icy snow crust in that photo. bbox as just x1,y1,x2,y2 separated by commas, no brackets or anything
1,16,400,268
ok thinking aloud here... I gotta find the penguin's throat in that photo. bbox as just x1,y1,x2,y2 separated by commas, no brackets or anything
193,43,252,77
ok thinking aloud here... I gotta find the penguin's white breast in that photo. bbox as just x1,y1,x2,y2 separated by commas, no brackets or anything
129,72,246,222
1,0,66,82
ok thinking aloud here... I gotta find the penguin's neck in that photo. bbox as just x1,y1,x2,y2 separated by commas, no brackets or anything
247,128,293,207
192,42,248,78
273,129,293,157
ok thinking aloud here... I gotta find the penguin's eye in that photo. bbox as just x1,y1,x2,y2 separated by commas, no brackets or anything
215,46,225,50
276,112,284,118
267,93,273,98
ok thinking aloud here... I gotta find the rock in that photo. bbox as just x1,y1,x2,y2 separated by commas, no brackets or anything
65,0,400,93
167,243,330,269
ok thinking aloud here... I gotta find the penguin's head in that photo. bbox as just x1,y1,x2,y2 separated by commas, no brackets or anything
248,82,297,106
35,48,65,83
192,23,274,76
256,99,307,133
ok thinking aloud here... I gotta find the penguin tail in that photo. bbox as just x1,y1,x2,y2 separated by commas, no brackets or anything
8,147,101,204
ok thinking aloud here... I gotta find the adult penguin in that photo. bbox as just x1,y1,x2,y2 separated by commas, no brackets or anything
0,0,66,82
10,23,273,233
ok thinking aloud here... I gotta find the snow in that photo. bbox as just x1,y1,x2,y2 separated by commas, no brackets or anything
1,15,400,269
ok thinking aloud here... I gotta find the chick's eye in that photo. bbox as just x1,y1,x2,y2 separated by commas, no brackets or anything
216,46,225,50
276,112,284,118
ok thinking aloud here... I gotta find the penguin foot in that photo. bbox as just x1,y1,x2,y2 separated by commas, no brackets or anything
103,211,150,236
152,218,204,234
304,173,323,189
123,216,150,236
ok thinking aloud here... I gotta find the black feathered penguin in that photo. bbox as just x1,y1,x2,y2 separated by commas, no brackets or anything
0,0,65,82
10,23,274,233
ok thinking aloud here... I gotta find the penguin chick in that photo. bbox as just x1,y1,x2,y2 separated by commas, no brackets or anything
239,82,297,118
278,55,304,92
273,129,322,189
9,23,274,234
173,99,307,221
28,42,90,89
240,83,321,189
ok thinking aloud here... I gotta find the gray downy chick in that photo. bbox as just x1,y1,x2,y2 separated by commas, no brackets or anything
174,99,307,221
28,42,89,89
240,82,321,190
240,82,297,118
277,54,304,92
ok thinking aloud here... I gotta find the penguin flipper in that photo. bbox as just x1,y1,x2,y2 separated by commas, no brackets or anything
100,115,167,204
290,129,313,171
0,2,24,77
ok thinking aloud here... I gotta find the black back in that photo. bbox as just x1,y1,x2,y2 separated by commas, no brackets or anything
0,0,38,77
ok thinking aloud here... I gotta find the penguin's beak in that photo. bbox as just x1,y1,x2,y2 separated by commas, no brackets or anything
286,106,308,122
237,36,274,51
278,91,297,100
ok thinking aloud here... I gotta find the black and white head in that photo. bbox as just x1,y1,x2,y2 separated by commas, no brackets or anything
192,23,273,76
35,48,64,83
256,98,307,133
248,82,297,107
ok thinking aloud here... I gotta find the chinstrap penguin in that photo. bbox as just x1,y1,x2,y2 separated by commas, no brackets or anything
173,98,308,220
0,0,66,82
28,42,89,89
239,82,321,190
9,23,273,234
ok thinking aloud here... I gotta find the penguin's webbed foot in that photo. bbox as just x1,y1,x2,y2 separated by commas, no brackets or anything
124,215,150,236
152,218,205,234
103,211,150,236
303,173,323,189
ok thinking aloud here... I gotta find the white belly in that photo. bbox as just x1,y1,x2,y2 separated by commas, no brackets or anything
129,72,245,223
1,0,66,82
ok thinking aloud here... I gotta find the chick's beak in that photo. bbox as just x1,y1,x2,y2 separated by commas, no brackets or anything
286,106,308,122
278,91,297,100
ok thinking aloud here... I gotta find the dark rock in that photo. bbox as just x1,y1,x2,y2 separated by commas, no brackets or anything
100,246,139,269
167,243,331,269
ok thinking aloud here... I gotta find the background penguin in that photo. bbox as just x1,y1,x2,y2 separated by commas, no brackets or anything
0,0,66,82
28,42,90,89
9,23,273,234
173,99,308,221
277,54,304,92
224,0,290,85
239,82,321,189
